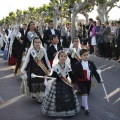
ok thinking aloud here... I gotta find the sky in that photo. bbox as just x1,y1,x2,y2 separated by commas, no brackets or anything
0,0,120,21
79,5,120,21
0,0,50,19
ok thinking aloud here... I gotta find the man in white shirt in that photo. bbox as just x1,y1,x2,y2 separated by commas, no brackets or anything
43,20,60,46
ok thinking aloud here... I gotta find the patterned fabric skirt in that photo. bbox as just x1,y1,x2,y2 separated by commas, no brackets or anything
42,80,80,117
20,77,45,101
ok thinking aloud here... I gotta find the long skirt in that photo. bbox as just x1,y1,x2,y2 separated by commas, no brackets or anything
20,76,45,102
8,54,17,65
42,80,80,117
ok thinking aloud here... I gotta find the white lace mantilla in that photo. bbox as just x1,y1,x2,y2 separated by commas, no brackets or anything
14,32,21,39
28,31,38,41
53,63,71,78
30,48,45,60
67,47,81,59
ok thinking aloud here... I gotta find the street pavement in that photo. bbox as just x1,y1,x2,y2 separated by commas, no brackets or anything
0,54,120,120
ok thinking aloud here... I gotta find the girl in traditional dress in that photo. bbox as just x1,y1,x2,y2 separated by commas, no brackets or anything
67,37,82,70
67,37,82,93
42,50,80,117
21,37,51,103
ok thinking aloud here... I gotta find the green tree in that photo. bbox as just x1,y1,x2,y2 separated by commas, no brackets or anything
58,0,95,38
4,16,10,25
22,10,29,23
16,9,22,24
97,0,119,23
9,12,16,25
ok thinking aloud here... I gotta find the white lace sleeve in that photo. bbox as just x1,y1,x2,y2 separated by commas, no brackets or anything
21,48,31,74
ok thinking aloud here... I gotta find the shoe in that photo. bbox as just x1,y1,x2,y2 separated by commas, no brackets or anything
32,97,35,99
118,60,120,63
37,101,42,104
85,109,90,115
81,105,85,110
37,97,42,104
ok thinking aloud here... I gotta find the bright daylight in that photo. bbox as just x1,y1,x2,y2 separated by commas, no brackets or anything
0,0,120,120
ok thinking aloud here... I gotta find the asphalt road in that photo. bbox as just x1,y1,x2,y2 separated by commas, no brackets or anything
0,54,120,120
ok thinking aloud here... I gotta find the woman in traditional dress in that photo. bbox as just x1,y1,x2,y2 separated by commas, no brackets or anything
10,25,23,59
21,37,51,103
7,26,17,65
42,50,80,117
15,21,43,75
8,25,23,72
8,25,23,61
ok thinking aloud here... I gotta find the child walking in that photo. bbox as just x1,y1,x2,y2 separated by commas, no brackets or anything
73,49,103,115
67,37,82,93
67,37,82,70
42,50,80,117
21,37,51,103
47,34,62,66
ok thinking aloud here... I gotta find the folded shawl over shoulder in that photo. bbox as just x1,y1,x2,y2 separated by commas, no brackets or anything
21,46,51,74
